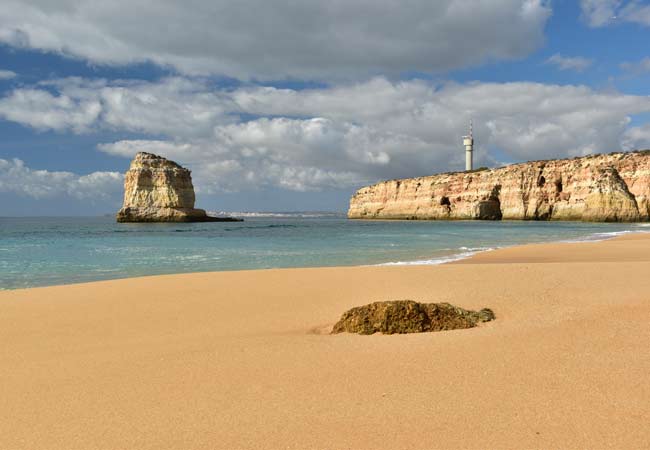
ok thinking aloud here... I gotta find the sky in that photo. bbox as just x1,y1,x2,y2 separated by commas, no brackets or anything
1,0,650,215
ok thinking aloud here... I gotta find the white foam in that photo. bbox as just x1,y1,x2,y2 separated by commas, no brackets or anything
376,228,650,266
558,230,640,244
177,254,209,260
376,247,495,266
459,246,494,252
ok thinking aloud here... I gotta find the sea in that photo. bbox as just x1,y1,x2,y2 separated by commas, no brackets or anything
1,213,648,290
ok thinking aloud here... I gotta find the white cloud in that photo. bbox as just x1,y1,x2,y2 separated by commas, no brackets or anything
0,69,16,80
620,57,650,74
0,0,551,80
622,124,650,150
580,0,620,26
619,1,650,25
232,80,650,162
0,77,234,136
3,76,650,193
0,87,101,132
98,120,380,192
0,158,123,199
546,53,594,72
581,0,650,27
97,140,197,159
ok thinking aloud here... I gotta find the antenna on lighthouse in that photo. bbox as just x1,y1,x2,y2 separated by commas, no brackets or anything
463,119,474,171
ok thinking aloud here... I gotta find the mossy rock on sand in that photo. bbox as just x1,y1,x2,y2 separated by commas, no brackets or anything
331,300,495,335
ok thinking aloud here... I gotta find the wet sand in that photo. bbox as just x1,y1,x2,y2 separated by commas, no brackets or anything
1,233,649,449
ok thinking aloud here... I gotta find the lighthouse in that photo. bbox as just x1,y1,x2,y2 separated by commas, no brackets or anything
463,120,473,171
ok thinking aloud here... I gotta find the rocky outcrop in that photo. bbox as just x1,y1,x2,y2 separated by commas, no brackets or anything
331,300,495,335
116,152,241,223
348,151,650,222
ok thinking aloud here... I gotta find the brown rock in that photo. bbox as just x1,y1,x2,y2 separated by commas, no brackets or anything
331,300,495,335
348,150,650,222
116,152,241,223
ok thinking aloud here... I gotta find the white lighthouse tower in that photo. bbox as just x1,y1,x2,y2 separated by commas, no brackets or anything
463,120,474,171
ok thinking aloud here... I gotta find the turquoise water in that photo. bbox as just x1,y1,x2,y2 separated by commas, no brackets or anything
0,214,647,289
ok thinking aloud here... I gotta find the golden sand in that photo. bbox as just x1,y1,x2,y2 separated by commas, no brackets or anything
1,233,649,449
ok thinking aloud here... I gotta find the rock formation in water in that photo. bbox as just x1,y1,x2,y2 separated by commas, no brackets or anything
348,150,650,222
116,152,241,222
331,300,495,335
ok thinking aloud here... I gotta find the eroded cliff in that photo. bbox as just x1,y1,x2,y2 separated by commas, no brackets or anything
348,151,650,222
117,152,238,222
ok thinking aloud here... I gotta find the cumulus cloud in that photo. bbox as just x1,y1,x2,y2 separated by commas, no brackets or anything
0,0,551,79
546,54,594,72
0,158,123,199
581,0,650,27
232,80,650,161
97,140,197,159
622,124,650,150
0,77,235,135
0,87,102,132
3,76,650,193
0,69,16,80
99,119,396,192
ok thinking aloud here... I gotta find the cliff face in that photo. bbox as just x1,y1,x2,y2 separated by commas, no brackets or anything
116,152,221,222
348,151,650,222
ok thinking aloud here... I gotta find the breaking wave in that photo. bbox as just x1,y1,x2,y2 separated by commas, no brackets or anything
376,247,495,266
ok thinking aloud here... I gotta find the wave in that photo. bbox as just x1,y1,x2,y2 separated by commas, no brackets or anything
376,228,650,266
376,247,495,266
459,246,494,252
558,230,641,243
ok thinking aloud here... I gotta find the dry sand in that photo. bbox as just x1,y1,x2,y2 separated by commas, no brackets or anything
1,233,649,449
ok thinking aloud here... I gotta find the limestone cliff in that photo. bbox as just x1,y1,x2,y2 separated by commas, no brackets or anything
348,151,650,222
116,152,240,222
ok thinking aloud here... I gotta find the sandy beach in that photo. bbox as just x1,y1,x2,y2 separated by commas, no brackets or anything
1,233,649,449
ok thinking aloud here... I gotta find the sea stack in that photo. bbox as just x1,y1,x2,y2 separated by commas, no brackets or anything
348,150,650,222
116,152,240,223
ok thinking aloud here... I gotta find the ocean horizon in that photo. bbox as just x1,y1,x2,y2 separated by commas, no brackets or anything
1,214,648,290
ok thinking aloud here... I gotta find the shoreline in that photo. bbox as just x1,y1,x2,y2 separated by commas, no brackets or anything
378,227,649,267
1,233,649,448
3,226,649,292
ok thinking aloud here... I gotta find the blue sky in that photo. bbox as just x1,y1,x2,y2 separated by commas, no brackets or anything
1,0,650,215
